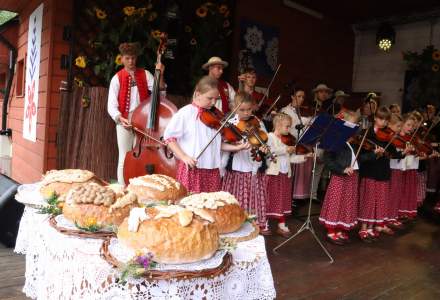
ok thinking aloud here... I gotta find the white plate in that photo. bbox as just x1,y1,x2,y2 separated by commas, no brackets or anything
220,221,256,239
15,183,46,208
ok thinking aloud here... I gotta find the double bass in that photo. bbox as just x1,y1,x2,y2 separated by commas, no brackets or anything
123,33,178,183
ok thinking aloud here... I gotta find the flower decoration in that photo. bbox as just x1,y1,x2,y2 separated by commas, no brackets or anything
37,192,62,216
74,76,84,87
196,6,208,18
95,8,107,20
148,11,158,22
75,216,102,232
244,26,264,53
432,64,439,72
120,252,157,283
184,25,192,33
115,54,122,66
123,6,136,16
219,5,228,14
223,20,230,28
190,38,197,45
433,50,440,61
75,56,87,68
265,37,279,71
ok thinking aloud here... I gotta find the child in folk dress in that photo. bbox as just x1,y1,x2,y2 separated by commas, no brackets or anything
221,92,270,234
164,76,248,193
265,113,306,237
358,106,393,241
319,109,360,245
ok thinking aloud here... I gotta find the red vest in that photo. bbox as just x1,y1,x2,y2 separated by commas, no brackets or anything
218,79,230,114
117,69,149,118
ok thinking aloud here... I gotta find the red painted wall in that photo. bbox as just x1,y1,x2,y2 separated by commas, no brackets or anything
230,0,354,105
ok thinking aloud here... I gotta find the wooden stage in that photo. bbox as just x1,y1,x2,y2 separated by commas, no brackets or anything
1,202,440,300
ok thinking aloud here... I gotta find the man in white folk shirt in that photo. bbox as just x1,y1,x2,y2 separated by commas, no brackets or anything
107,42,166,185
202,56,236,114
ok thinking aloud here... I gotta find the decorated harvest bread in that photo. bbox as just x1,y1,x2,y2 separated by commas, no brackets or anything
117,205,219,264
127,174,187,205
179,192,246,233
62,183,137,227
40,169,104,197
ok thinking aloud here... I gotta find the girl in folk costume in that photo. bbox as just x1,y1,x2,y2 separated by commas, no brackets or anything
387,113,406,229
203,56,236,114
266,113,306,237
107,42,166,185
221,92,270,234
281,88,314,201
164,76,248,193
395,114,421,220
319,109,361,245
411,111,429,207
358,106,394,241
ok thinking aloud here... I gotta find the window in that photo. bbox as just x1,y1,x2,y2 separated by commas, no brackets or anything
16,58,25,97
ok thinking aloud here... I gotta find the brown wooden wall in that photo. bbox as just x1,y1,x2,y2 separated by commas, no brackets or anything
6,0,72,183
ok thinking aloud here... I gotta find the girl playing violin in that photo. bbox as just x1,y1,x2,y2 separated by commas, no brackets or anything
265,113,306,237
164,76,248,193
319,108,361,245
221,92,270,234
358,106,393,241
281,87,314,203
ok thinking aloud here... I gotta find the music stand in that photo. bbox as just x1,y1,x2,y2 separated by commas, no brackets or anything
272,113,359,263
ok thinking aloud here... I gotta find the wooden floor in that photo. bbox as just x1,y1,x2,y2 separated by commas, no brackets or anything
1,200,440,300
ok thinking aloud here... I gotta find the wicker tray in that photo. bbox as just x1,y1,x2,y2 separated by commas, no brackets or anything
220,222,260,243
49,215,116,239
100,238,233,280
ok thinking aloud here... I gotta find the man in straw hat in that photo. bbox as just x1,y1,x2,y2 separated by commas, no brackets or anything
310,83,333,201
107,42,166,185
202,56,236,114
331,90,350,115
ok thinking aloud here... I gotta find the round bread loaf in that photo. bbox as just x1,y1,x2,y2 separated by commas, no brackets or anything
63,183,137,227
40,169,103,197
127,174,187,205
117,206,219,264
179,192,246,233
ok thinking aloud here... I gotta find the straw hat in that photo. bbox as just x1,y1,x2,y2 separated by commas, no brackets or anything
334,90,350,98
202,56,229,70
312,83,333,93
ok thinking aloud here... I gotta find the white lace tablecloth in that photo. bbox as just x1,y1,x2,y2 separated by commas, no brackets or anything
15,207,276,300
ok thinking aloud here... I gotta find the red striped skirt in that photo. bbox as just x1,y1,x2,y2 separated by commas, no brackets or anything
266,173,292,218
398,170,418,217
416,171,427,205
358,177,389,225
319,172,359,230
291,158,313,199
176,161,221,194
222,170,268,227
388,169,404,221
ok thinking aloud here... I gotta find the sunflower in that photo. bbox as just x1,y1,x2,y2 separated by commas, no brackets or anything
75,56,87,68
223,20,230,28
74,77,84,87
190,38,197,45
137,7,147,16
196,6,208,18
115,54,122,66
151,30,161,39
432,50,440,61
224,10,230,18
84,217,97,227
219,4,228,14
184,25,192,33
123,6,136,16
148,11,158,22
432,64,439,72
95,8,107,20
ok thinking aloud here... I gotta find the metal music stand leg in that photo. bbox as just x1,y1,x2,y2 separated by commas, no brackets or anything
272,143,334,263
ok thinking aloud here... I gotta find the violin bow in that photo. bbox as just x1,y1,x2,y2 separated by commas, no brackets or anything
422,111,440,141
196,102,243,160
352,127,370,167
257,64,282,108
131,125,168,146
261,94,281,119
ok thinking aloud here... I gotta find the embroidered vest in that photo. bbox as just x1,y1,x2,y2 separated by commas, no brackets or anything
218,79,230,114
117,69,149,118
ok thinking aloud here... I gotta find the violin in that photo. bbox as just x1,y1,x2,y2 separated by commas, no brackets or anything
236,116,276,162
279,133,312,154
199,106,243,143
